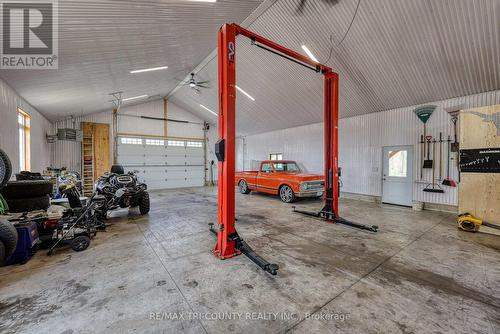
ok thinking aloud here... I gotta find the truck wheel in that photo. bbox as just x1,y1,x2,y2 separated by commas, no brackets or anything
239,180,251,194
279,185,296,203
1,180,53,199
0,219,18,259
6,195,50,213
0,149,12,190
139,192,150,215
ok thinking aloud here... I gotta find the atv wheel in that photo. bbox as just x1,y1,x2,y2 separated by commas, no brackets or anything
139,192,150,215
0,149,12,190
239,180,251,194
71,235,90,252
1,180,53,199
6,195,50,213
0,219,18,258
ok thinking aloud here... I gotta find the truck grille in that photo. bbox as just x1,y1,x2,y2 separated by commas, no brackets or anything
305,180,324,190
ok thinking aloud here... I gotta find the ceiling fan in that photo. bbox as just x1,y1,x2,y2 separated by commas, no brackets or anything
296,0,339,14
180,73,210,93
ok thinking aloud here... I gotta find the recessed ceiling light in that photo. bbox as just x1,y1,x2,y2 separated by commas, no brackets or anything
129,66,168,74
236,85,255,101
122,94,148,102
301,45,319,63
200,104,217,116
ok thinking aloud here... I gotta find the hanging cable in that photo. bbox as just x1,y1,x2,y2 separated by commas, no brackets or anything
337,0,362,46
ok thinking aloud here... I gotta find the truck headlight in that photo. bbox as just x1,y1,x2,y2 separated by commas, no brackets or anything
300,182,308,191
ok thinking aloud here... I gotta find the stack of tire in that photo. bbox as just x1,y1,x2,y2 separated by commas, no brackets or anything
1,180,53,213
0,149,18,265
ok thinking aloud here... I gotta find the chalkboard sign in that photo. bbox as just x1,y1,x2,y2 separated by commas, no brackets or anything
460,148,500,173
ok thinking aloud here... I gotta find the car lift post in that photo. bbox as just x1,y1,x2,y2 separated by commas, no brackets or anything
212,23,376,276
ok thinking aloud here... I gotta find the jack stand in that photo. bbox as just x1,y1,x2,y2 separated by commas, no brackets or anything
209,223,279,275
292,207,379,233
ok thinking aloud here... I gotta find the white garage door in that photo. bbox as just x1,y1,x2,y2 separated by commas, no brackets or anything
117,136,205,190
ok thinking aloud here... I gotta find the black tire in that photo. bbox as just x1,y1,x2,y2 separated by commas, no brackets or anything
71,235,90,252
0,219,18,258
139,192,150,215
1,180,53,199
0,241,5,264
279,185,296,203
6,195,50,213
111,165,124,174
0,149,12,190
239,180,251,194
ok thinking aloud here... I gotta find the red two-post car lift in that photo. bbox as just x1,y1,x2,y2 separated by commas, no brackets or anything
209,23,378,276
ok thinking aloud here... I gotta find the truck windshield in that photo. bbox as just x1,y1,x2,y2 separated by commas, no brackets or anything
273,162,300,172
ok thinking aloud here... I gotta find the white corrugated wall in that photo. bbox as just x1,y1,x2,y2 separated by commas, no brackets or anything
239,89,500,206
0,78,52,174
50,100,205,174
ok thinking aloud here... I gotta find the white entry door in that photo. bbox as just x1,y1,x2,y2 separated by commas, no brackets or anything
382,146,413,206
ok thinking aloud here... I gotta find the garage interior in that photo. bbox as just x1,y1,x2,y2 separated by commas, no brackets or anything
0,0,499,333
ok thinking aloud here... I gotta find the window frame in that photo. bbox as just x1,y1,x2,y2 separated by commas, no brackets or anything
17,108,31,171
269,153,283,161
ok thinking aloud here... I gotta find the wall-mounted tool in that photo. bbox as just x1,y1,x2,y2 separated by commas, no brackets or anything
442,135,456,187
423,138,445,193
448,110,460,152
458,213,500,232
423,136,433,169
419,135,425,179
415,106,436,170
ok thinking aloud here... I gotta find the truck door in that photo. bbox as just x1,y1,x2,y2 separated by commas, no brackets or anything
258,162,276,194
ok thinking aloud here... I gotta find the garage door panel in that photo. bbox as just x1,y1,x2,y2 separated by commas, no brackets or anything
118,136,204,190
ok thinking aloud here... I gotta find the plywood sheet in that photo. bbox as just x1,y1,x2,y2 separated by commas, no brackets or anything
93,123,110,180
459,104,500,224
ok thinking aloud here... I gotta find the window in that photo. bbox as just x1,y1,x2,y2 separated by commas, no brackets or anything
187,141,203,148
18,108,30,171
388,150,408,177
261,163,273,173
145,139,164,146
168,140,185,147
269,153,282,161
273,162,300,172
121,137,143,145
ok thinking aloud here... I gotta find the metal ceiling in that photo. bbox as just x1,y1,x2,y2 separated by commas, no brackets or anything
169,0,500,136
0,0,264,121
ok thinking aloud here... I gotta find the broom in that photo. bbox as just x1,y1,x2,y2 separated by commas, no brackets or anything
442,135,457,187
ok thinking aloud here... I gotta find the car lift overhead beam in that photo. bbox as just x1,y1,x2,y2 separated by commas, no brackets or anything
212,23,377,276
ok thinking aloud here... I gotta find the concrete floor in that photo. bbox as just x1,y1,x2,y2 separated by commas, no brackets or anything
1,187,499,334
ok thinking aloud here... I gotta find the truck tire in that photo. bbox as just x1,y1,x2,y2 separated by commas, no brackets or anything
239,180,251,194
0,149,12,190
1,180,53,199
6,195,50,213
139,191,150,215
0,219,18,259
279,185,296,203
0,241,5,264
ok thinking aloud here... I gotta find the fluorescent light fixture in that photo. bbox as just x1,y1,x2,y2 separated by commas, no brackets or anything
200,104,217,116
129,66,168,74
301,45,319,63
235,85,255,101
122,95,148,102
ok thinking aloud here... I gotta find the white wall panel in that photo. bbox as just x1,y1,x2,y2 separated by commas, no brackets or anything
0,78,51,175
238,90,500,206
50,100,204,175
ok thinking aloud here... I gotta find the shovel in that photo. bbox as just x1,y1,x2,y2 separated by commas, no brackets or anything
423,136,433,169
442,135,457,187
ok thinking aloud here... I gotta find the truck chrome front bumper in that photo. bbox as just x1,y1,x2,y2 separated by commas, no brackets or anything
296,190,324,198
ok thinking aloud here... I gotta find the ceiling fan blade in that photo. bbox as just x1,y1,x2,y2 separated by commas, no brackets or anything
196,80,210,85
197,84,210,89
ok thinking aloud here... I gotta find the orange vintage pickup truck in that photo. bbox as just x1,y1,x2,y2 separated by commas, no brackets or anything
235,160,324,203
